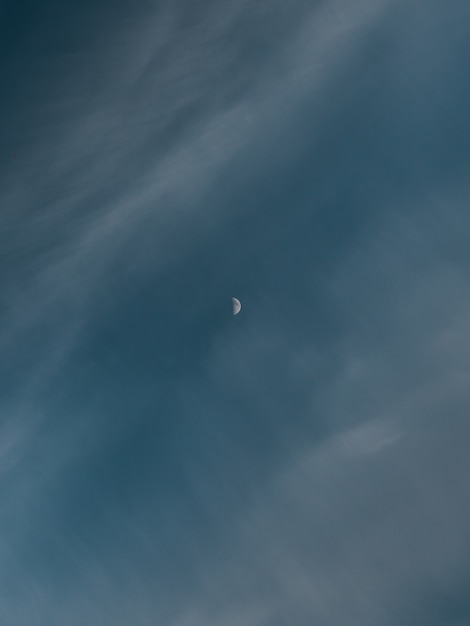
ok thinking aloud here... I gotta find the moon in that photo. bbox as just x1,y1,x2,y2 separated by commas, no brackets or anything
232,297,242,316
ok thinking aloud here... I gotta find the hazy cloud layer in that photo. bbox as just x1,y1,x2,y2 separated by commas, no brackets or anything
1,0,470,624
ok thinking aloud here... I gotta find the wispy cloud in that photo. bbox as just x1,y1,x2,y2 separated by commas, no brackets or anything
1,0,392,359
4,1,470,625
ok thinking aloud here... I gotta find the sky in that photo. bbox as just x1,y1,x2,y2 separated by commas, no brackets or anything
1,0,470,624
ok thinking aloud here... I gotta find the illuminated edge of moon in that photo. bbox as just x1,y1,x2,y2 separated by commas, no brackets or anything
232,297,242,315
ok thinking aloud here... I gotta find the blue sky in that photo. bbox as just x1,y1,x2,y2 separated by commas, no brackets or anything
2,0,470,624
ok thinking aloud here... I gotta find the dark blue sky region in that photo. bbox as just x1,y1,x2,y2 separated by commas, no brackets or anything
2,0,470,624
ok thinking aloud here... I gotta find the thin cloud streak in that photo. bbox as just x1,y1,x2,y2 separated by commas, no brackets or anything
0,0,391,358
4,1,470,625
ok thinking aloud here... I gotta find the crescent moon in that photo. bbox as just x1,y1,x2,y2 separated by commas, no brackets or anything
232,297,242,315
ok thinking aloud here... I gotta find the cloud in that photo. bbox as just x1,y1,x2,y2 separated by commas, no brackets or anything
5,1,470,626
157,166,470,626
163,372,470,626
0,0,392,358
0,0,394,471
